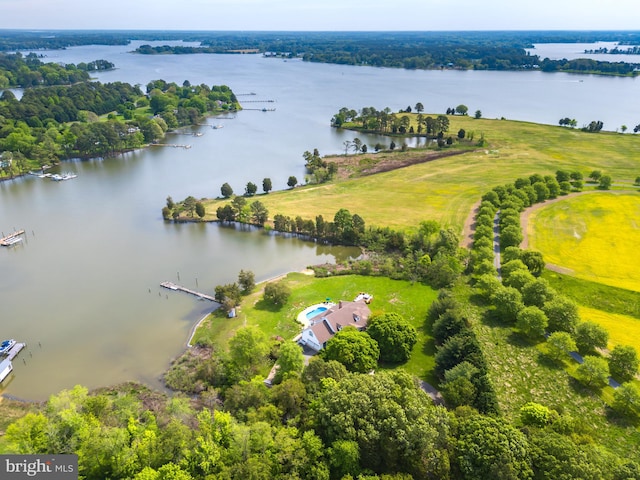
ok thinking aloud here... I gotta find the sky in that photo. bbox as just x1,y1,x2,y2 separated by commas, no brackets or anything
1,0,639,31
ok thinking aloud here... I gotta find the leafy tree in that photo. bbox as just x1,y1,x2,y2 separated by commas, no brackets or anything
183,196,197,217
500,225,523,248
598,174,612,190
542,295,580,333
589,170,602,182
474,110,482,119
612,382,640,418
453,414,533,480
214,283,241,310
432,310,469,345
237,269,255,294
228,326,270,374
249,200,268,226
546,331,577,363
575,355,610,389
220,182,233,198
244,181,257,196
310,371,450,478
608,345,639,383
195,201,205,219
287,175,297,188
273,341,305,384
262,177,272,193
263,281,291,306
366,312,418,363
516,306,548,339
301,357,348,393
441,361,479,408
574,321,609,354
520,250,545,276
321,327,379,373
490,286,524,323
455,104,468,115
521,278,556,308
415,102,424,113
435,331,485,378
457,128,466,139
520,402,553,427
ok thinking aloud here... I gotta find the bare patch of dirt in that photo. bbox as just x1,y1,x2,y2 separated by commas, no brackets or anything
327,148,475,180
460,200,481,248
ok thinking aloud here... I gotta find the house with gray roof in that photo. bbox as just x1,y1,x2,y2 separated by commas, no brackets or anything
298,300,371,352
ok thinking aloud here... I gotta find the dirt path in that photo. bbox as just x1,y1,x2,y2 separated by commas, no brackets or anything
460,200,481,248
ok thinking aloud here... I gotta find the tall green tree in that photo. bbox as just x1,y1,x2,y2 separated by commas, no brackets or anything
321,327,379,373
608,345,639,383
262,177,272,194
220,182,233,198
366,312,417,363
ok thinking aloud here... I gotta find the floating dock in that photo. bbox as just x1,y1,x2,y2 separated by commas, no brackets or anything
4,342,26,361
1,230,25,246
160,282,217,302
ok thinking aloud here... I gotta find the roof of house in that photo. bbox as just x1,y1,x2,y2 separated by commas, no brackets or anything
306,300,371,346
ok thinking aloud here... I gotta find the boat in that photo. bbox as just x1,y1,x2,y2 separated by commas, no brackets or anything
212,124,224,129
1,236,22,246
50,172,77,181
0,339,16,355
0,358,13,384
0,230,25,246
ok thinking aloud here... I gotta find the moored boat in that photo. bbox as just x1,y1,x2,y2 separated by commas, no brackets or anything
0,339,16,355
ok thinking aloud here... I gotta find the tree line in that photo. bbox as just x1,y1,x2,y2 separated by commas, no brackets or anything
469,171,639,422
0,77,239,177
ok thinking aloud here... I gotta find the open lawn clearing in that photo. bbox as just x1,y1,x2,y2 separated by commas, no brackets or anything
528,192,640,292
198,116,640,234
542,271,640,319
192,273,439,384
578,306,640,355
454,283,640,458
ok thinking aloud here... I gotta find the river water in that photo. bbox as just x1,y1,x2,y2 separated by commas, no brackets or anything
1,41,639,400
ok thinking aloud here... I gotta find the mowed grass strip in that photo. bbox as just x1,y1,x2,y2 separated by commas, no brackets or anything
200,116,640,233
192,273,439,383
542,271,640,319
529,192,640,292
578,306,640,354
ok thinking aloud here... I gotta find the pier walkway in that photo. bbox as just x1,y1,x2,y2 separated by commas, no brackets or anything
160,282,218,302
5,342,26,361
1,230,25,246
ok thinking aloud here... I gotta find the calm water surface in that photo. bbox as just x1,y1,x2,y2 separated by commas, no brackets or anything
1,42,639,399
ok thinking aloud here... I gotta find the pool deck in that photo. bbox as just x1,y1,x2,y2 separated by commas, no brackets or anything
296,302,335,328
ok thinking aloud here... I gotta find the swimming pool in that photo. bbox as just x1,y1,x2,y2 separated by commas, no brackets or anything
306,306,328,319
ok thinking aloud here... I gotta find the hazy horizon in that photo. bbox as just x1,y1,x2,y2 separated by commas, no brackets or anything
2,0,639,32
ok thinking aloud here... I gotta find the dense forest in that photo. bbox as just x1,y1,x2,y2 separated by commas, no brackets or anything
1,30,639,75
0,52,114,88
0,59,239,174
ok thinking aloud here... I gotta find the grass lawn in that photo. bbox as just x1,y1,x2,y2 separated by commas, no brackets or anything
578,306,640,354
529,192,640,292
454,284,640,458
196,115,640,234
192,273,439,384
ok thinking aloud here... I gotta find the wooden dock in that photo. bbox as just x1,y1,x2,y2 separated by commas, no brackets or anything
160,282,217,302
1,230,25,246
5,342,26,361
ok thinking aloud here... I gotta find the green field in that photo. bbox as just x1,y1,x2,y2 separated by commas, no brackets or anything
199,116,640,233
529,192,640,292
451,284,640,458
192,273,439,384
